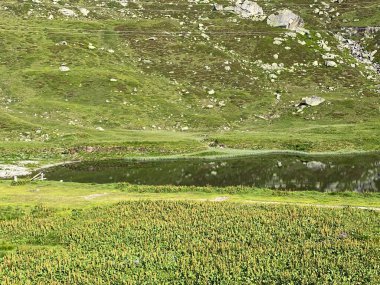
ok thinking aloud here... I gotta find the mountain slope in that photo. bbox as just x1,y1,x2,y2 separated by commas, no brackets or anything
0,0,379,158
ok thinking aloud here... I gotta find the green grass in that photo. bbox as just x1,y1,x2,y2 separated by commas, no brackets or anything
1,180,379,209
0,200,378,284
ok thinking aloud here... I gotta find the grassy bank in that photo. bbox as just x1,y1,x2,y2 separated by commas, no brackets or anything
1,180,379,209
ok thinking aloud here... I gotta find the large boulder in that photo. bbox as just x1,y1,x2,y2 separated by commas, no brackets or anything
219,1,265,19
267,9,304,30
234,0,264,18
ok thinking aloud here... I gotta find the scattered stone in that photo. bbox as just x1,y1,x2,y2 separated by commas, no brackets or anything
96,127,105,131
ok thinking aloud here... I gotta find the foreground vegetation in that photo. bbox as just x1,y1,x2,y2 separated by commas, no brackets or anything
0,200,379,284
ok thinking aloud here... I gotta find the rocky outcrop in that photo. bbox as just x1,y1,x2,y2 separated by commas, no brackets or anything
335,32,379,74
267,9,304,31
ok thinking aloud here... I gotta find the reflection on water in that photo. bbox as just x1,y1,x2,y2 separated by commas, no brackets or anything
43,153,380,192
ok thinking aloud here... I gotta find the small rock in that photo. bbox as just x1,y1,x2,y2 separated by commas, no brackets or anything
59,65,70,72
299,96,325,107
325,60,338,67
79,7,90,16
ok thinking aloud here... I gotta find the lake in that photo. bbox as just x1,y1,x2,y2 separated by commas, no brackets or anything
43,152,380,192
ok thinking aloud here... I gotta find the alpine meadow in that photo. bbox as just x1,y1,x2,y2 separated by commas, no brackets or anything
0,0,379,284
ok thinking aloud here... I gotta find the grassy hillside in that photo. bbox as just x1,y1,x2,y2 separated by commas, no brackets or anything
0,0,379,159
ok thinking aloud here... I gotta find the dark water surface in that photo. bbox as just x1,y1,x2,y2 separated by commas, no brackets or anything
44,152,380,192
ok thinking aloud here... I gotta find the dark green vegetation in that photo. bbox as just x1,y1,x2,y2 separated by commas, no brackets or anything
0,201,379,284
0,0,379,160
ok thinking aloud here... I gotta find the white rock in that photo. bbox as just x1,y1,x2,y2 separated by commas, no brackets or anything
59,65,70,72
59,8,77,17
79,8,90,16
300,96,325,106
267,9,304,30
96,127,105,131
233,0,265,18
325,60,338,67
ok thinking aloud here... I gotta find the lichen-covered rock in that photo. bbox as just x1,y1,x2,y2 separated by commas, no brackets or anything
267,9,304,30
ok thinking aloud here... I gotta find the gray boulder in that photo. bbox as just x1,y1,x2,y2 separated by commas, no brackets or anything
234,0,264,18
298,96,325,107
267,9,304,30
220,1,265,19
